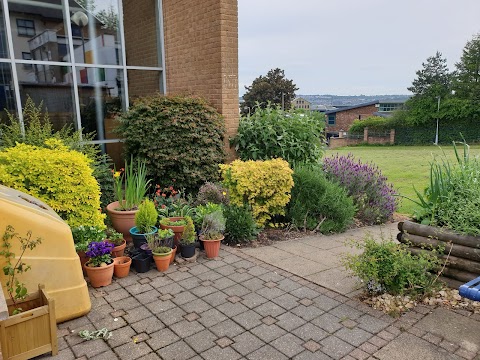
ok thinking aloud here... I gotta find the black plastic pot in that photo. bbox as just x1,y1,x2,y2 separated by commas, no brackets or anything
130,226,158,249
132,253,152,273
180,243,196,258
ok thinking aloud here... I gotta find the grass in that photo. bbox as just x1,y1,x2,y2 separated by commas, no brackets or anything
327,145,480,216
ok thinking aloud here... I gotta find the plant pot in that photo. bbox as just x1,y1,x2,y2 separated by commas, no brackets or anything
77,250,89,275
113,256,132,278
140,243,153,255
200,235,224,258
0,284,58,360
106,201,138,242
160,217,185,246
180,242,196,258
132,253,152,273
109,239,127,258
130,226,158,249
170,245,177,264
84,261,114,288
152,250,172,272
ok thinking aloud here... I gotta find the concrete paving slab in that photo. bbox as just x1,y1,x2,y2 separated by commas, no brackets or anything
241,246,290,262
273,243,342,267
415,308,480,353
306,268,362,295
374,332,462,360
275,257,330,276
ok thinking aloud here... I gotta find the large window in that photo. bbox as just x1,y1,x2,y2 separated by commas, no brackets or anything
0,0,165,161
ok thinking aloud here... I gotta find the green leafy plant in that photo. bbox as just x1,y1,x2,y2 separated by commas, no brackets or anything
117,94,226,193
201,210,226,240
152,246,172,255
1,226,42,314
194,202,223,229
158,229,175,239
287,165,355,233
160,218,187,227
343,234,442,296
114,157,151,211
224,204,258,245
231,104,325,166
93,154,116,211
135,199,158,233
180,216,196,245
348,116,393,134
146,233,172,253
71,226,106,252
105,228,124,246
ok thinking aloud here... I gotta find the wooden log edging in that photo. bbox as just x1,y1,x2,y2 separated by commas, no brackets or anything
398,221,480,285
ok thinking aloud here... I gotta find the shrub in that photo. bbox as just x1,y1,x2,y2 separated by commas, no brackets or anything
231,105,325,166
343,235,442,296
71,226,106,252
323,154,397,225
224,204,258,244
195,182,229,206
348,116,393,134
181,216,196,244
0,139,105,228
116,94,226,193
194,202,223,230
220,158,294,226
288,166,355,233
135,199,158,233
93,154,116,211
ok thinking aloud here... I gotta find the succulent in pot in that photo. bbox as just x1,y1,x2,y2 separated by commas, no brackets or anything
84,241,115,288
199,210,225,258
106,227,126,257
180,216,196,258
130,199,158,248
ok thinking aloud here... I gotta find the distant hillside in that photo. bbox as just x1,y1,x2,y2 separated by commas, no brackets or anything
299,94,411,107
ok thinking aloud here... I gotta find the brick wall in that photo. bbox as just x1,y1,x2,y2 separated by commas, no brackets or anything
326,104,378,133
162,0,239,159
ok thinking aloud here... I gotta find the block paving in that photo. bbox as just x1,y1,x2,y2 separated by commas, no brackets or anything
43,244,480,360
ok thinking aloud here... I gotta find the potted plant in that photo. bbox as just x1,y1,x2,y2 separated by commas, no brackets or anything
194,202,223,250
106,228,126,258
179,216,196,258
113,256,132,278
146,233,173,271
71,225,106,274
160,217,187,246
199,210,226,258
84,241,115,288
130,199,158,248
106,158,150,241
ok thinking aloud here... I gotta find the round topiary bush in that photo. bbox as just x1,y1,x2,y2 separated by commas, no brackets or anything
117,95,226,194
287,165,355,233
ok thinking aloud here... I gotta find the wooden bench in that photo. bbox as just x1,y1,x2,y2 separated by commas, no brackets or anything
459,276,480,301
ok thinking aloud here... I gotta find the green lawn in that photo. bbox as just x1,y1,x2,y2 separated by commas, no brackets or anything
327,145,480,216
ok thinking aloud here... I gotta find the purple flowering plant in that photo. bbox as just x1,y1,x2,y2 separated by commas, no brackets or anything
323,153,397,225
86,241,114,267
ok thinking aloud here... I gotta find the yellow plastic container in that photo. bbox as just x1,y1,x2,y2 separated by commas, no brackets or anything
0,185,91,323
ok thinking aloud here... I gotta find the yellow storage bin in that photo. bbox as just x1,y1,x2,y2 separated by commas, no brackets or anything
0,185,91,323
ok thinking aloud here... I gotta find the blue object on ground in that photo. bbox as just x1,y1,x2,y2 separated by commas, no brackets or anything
459,276,480,301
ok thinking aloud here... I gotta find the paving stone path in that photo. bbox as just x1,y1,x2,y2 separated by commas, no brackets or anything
46,230,480,360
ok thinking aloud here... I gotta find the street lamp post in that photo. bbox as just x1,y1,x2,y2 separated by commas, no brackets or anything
434,96,440,145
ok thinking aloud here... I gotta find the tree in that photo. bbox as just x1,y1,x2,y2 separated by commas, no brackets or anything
242,68,298,115
454,33,480,101
407,51,451,97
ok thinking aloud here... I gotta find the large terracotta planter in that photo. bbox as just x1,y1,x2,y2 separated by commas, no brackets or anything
109,239,127,258
153,251,172,272
160,217,185,246
84,261,114,288
200,235,224,259
113,256,132,278
106,201,137,241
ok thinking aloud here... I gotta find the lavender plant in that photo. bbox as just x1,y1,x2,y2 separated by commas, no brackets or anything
323,154,397,225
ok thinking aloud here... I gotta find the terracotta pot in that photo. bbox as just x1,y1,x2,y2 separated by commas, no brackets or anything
109,239,126,258
106,201,138,242
152,251,172,272
160,217,185,246
170,245,177,265
200,235,224,259
84,261,114,288
113,256,132,278
77,251,89,275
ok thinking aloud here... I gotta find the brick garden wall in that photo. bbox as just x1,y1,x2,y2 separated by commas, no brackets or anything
162,0,239,159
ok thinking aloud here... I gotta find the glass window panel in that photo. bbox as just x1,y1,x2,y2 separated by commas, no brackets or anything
16,63,76,132
123,0,159,67
127,69,161,100
0,63,16,123
8,0,71,63
69,0,122,66
0,2,9,58
77,66,124,141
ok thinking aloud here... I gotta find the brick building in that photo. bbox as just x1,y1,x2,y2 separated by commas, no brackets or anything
0,0,239,161
324,101,378,137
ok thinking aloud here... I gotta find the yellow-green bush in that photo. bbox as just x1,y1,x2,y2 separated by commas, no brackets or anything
220,158,294,226
0,139,105,228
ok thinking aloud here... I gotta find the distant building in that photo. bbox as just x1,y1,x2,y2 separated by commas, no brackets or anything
292,97,310,110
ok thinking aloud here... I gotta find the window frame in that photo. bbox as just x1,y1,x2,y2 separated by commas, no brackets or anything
16,18,35,37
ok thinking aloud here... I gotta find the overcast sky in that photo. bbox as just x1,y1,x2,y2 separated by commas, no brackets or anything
238,0,480,96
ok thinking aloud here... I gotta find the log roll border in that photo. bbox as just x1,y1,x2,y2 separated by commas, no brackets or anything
398,221,480,285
